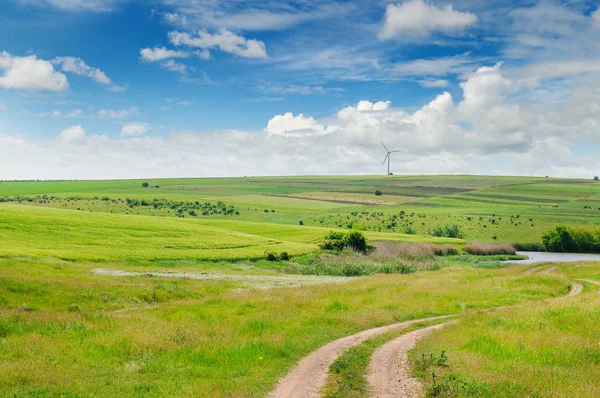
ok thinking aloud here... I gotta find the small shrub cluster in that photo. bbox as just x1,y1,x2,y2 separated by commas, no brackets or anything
320,231,374,254
431,224,463,239
265,251,291,261
464,242,516,256
542,225,600,253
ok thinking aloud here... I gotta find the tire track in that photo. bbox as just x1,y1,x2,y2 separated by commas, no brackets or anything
267,315,455,398
365,281,583,398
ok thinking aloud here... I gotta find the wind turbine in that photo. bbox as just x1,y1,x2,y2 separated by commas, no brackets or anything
381,141,402,175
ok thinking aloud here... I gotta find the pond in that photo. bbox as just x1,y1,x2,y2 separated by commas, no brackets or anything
504,251,600,265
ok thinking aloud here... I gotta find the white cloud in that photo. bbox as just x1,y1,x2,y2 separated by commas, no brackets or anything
168,29,267,59
57,125,85,142
158,1,351,32
391,53,475,77
3,63,600,180
38,109,82,118
594,7,600,27
97,106,138,119
52,56,111,85
265,113,327,137
162,60,191,75
0,51,68,91
121,122,150,137
14,0,116,12
259,83,344,96
108,84,127,92
0,103,6,111
418,79,449,88
379,0,478,39
140,47,190,62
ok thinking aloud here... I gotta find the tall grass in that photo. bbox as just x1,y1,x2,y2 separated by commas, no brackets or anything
411,287,600,397
464,242,516,256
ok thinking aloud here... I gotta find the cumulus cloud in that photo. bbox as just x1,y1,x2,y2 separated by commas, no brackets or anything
121,122,150,137
0,51,68,91
2,63,600,180
168,29,267,59
140,47,190,62
379,0,478,39
57,125,85,142
97,106,138,119
265,113,327,137
162,60,191,75
52,56,111,85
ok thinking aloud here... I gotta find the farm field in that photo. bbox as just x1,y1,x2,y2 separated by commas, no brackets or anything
1,175,600,397
2,175,600,244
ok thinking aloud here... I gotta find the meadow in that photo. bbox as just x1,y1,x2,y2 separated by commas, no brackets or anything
1,175,599,397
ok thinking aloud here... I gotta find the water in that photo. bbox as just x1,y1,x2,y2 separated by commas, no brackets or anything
504,251,600,265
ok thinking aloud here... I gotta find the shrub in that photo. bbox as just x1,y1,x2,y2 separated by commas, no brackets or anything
265,251,278,261
403,225,417,235
464,242,516,256
594,176,599,181
374,190,383,196
344,230,373,254
298,220,304,225
319,231,374,254
142,182,149,188
280,252,290,261
432,224,463,239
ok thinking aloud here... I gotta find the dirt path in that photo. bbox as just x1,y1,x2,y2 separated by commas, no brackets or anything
564,282,583,297
523,264,552,274
366,322,453,398
365,280,584,398
268,315,455,398
540,266,558,275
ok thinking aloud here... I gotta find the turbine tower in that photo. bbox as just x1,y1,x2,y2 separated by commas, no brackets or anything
381,141,402,176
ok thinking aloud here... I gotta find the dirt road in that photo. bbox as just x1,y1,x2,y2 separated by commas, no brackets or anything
268,315,455,398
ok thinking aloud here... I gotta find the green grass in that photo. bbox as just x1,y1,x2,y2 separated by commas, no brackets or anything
0,204,460,262
411,269,600,397
2,175,600,244
0,259,568,397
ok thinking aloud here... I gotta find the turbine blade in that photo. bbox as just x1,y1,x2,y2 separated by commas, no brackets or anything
391,150,402,153
381,141,389,152
382,154,389,165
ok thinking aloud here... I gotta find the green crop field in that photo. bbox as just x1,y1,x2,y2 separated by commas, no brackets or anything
1,175,600,397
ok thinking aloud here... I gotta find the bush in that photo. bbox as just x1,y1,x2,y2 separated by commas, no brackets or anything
431,224,463,239
542,225,600,253
403,225,417,235
464,242,516,256
594,176,599,181
280,252,290,261
265,251,278,261
319,231,374,254
344,230,373,253
374,190,382,196
298,220,304,226
141,182,149,188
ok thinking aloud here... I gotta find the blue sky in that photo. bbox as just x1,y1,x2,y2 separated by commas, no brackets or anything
1,0,600,179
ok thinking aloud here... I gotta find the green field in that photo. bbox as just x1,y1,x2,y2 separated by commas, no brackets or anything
1,175,599,397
